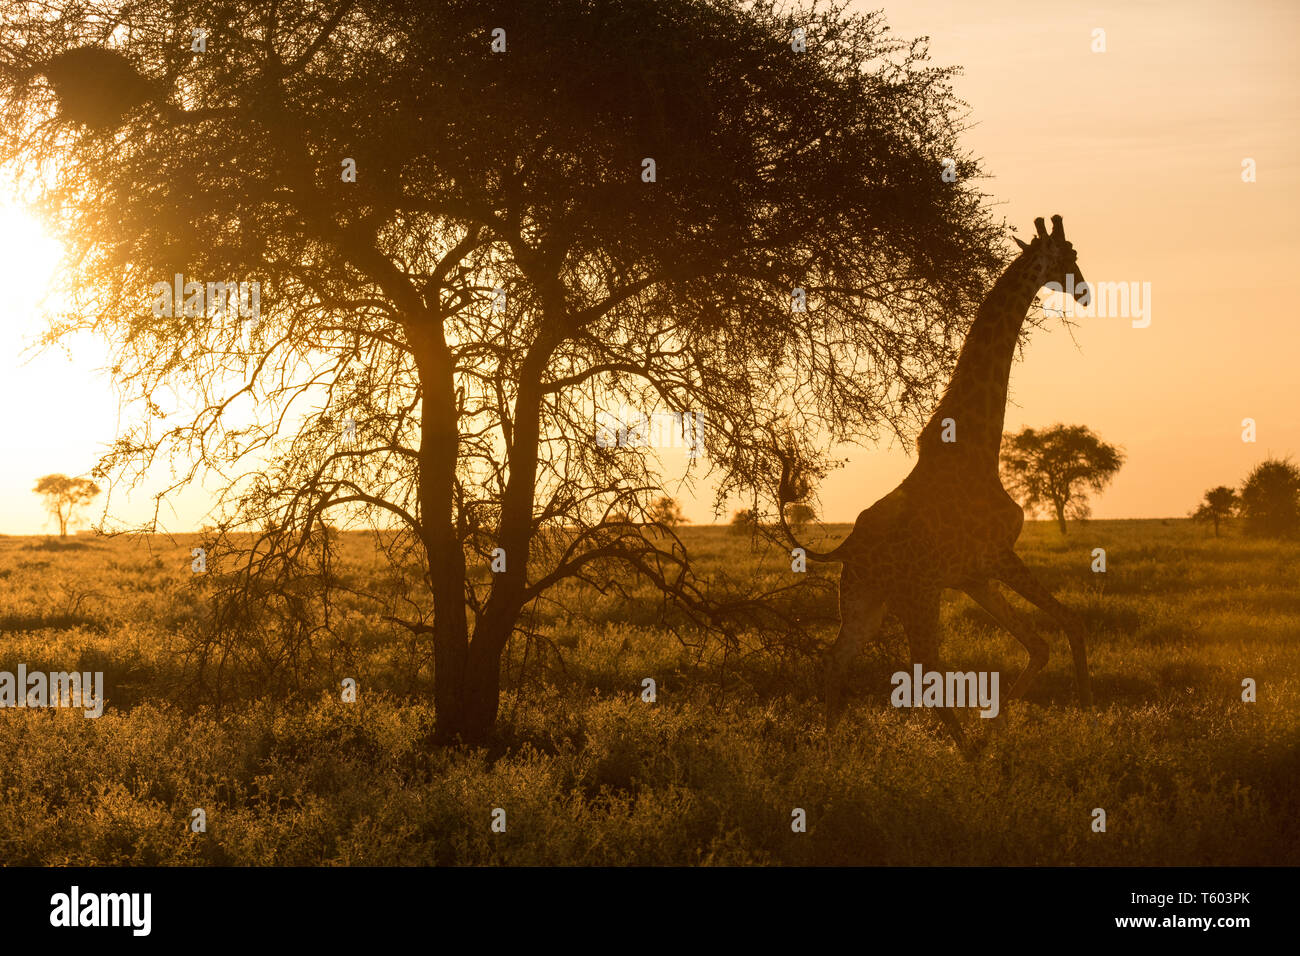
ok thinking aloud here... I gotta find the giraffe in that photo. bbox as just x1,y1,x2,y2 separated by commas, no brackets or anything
782,215,1094,745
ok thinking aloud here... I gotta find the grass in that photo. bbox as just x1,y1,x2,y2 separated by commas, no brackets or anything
0,518,1295,865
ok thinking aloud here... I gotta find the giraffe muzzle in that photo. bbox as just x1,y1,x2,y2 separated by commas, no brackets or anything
1069,273,1091,307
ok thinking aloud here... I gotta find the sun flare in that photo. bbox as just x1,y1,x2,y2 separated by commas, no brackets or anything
0,205,62,335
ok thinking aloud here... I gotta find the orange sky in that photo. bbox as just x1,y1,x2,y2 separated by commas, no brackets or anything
809,0,1300,525
0,0,1297,533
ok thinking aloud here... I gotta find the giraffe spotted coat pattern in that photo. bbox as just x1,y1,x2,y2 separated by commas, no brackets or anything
808,215,1096,742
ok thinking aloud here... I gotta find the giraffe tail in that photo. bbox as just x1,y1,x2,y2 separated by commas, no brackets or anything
780,524,846,562
800,540,848,563
775,493,849,562
776,454,851,562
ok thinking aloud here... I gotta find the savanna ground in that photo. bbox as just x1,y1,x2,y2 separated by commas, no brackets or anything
0,518,1295,865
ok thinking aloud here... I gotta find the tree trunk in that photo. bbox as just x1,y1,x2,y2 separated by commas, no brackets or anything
1054,501,1067,535
408,328,475,746
460,626,513,742
433,633,505,745
415,302,557,747
446,326,557,745
1213,515,1221,538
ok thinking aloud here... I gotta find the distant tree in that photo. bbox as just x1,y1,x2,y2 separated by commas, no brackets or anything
1001,425,1125,534
784,502,816,532
648,496,685,528
1238,458,1300,539
33,474,101,537
730,508,758,536
1191,485,1238,538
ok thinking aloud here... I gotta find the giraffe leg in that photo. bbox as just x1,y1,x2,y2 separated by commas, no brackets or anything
994,551,1093,708
823,568,886,727
894,588,969,752
961,579,1048,706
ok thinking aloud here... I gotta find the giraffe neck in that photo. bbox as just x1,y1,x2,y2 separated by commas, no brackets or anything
916,253,1045,470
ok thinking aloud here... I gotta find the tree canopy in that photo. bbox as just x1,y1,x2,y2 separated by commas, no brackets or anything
0,0,1005,743
33,473,101,537
1000,424,1124,534
1239,458,1300,539
1191,485,1238,538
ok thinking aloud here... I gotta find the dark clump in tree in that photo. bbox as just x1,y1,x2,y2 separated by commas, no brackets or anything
1001,425,1125,534
38,47,158,129
1191,485,1238,538
0,0,1004,745
1238,458,1300,539
33,474,101,537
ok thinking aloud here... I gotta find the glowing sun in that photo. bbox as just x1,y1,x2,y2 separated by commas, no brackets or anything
0,205,62,334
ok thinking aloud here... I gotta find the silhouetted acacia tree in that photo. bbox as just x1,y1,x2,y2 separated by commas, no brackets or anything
1001,425,1124,534
0,0,1003,744
1239,459,1300,539
647,497,685,528
32,474,101,537
1192,485,1238,538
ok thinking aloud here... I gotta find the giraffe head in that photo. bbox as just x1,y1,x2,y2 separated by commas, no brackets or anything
1014,214,1090,307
